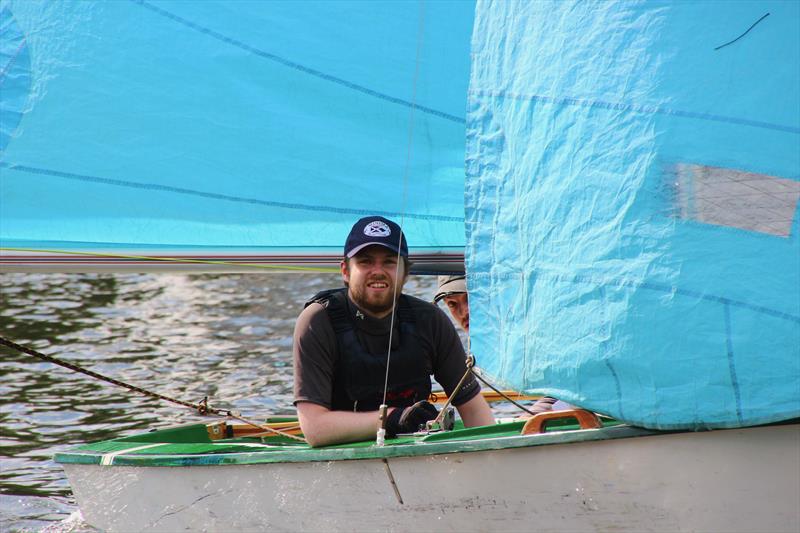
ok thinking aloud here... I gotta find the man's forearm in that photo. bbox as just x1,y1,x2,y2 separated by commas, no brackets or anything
456,394,495,427
297,402,389,447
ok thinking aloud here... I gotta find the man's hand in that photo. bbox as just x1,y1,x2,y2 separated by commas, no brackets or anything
386,401,438,437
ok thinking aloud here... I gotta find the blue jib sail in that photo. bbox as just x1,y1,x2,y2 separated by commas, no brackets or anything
466,0,800,429
0,0,473,271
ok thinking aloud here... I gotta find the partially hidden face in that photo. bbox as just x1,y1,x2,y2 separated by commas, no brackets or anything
342,245,406,318
443,293,469,332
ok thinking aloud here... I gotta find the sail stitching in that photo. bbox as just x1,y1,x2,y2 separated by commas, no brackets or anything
0,32,26,85
132,0,464,124
471,270,800,324
723,304,744,425
0,162,463,222
468,91,800,135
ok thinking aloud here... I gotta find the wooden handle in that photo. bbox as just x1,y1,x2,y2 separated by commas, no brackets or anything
520,409,602,435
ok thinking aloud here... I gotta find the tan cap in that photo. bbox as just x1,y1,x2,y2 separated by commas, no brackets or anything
433,275,467,303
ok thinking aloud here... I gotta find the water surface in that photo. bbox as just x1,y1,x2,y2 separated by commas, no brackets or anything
0,272,444,531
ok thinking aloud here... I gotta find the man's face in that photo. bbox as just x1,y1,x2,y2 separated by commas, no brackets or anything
443,293,469,332
341,245,407,318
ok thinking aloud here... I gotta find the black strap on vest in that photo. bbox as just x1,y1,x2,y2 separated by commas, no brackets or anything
309,289,351,334
306,288,416,330
305,288,431,411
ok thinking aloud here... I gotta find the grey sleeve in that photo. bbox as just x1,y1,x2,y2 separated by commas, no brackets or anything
429,306,481,406
292,303,337,409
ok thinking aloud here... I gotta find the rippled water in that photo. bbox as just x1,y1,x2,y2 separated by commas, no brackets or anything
0,272,441,531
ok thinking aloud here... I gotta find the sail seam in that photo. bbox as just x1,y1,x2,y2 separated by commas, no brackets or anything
0,162,462,222
132,0,465,125
723,303,744,425
600,285,625,420
469,91,800,135
470,270,800,324
0,32,25,86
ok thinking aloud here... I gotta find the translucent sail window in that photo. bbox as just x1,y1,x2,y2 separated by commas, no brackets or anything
672,164,800,237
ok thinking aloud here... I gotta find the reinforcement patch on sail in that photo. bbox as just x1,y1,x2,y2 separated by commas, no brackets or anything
465,0,800,429
670,164,800,238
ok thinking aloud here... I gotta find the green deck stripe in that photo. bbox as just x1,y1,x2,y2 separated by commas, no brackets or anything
55,422,659,467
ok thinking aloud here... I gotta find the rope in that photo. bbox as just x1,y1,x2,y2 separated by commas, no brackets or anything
461,329,536,417
0,335,305,442
429,353,475,429
224,411,306,442
430,362,539,424
431,335,538,424
471,368,537,417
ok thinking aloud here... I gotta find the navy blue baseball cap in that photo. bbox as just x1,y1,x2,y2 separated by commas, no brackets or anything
344,216,408,258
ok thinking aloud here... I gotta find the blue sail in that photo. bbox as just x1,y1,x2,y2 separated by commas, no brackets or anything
0,0,474,271
466,0,800,429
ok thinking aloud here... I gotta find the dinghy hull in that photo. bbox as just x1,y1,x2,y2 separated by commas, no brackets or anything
59,422,799,532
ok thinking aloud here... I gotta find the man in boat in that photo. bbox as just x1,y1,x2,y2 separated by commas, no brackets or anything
293,216,495,447
433,275,567,415
433,275,470,332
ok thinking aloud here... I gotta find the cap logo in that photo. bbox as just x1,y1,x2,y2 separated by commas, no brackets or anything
363,221,391,238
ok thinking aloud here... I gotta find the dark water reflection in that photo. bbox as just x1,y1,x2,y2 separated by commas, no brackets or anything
0,272,441,531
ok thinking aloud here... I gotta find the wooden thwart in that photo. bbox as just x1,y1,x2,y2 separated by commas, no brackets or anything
430,389,540,405
206,390,543,440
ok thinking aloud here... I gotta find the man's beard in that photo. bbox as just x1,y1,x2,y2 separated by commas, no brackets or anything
349,278,401,316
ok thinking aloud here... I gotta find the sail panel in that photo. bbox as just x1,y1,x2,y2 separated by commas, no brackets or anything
466,0,800,429
0,0,474,271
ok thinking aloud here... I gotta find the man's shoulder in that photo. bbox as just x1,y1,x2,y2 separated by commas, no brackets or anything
305,288,346,309
295,300,334,333
402,294,450,323
402,293,437,312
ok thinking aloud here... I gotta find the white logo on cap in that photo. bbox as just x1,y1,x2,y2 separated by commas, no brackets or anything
363,221,391,237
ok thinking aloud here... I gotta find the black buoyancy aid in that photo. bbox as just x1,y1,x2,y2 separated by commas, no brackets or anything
306,288,432,412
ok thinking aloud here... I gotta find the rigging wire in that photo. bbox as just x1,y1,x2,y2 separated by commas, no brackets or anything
379,0,426,427
373,0,426,507
471,370,537,417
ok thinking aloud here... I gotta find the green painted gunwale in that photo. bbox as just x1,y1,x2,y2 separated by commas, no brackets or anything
54,418,665,467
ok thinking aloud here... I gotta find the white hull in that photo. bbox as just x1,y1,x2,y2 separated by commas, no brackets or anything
63,423,800,532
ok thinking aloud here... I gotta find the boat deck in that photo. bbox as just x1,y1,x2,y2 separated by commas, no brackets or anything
54,416,652,467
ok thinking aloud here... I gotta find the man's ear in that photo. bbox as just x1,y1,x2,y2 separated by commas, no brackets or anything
340,260,349,284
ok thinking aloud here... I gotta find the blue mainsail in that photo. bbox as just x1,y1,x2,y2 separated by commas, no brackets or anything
466,0,800,429
3,0,798,430
0,0,474,270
